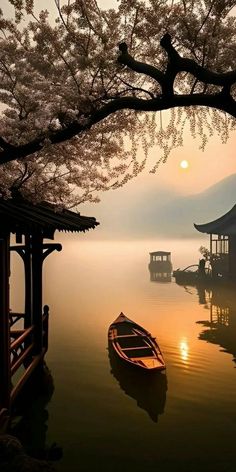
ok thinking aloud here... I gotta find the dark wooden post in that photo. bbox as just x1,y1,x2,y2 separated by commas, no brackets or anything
229,235,236,280
43,305,49,352
32,233,43,355
0,232,11,416
24,234,32,329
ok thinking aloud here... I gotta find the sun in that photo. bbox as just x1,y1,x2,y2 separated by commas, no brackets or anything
180,160,189,169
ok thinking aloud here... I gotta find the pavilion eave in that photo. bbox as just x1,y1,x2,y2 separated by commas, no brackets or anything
194,204,236,236
0,199,99,237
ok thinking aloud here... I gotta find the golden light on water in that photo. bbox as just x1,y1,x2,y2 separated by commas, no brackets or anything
180,160,189,169
180,339,189,362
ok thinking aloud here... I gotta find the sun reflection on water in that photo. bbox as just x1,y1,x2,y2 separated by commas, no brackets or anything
180,339,189,363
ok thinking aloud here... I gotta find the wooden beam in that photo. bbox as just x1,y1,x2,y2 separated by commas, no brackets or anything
24,235,32,329
31,233,43,355
11,344,34,376
42,243,62,260
10,326,34,351
0,233,11,412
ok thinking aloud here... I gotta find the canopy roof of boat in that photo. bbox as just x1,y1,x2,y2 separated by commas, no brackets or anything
194,204,236,236
149,251,171,255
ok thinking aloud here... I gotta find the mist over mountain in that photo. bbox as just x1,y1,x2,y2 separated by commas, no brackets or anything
81,174,236,239
137,173,236,238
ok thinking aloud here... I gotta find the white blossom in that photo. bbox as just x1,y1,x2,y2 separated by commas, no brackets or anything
0,0,235,207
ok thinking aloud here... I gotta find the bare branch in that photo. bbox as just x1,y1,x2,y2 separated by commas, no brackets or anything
117,76,155,98
160,33,236,90
118,42,165,87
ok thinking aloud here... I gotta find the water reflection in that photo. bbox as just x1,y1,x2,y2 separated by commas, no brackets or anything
148,251,172,283
108,348,167,423
10,363,62,461
179,339,189,363
196,285,211,306
8,239,236,471
196,286,236,365
149,268,172,283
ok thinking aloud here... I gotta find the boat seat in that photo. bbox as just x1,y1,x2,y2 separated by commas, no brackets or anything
117,336,149,349
115,334,138,338
124,348,154,358
122,346,152,350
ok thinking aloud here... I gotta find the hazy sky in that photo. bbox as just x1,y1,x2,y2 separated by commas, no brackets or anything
1,0,236,233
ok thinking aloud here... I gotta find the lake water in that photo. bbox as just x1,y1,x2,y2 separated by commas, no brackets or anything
9,237,236,472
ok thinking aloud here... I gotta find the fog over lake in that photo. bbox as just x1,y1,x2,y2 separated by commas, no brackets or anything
10,237,236,472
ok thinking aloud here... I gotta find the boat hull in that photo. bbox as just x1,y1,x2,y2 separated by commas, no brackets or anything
108,313,166,372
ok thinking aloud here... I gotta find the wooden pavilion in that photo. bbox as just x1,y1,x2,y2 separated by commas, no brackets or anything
0,198,98,429
194,204,236,280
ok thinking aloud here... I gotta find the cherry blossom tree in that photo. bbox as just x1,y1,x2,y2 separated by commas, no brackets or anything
1,0,236,206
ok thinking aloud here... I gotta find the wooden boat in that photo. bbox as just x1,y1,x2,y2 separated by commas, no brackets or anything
108,313,166,371
173,265,199,285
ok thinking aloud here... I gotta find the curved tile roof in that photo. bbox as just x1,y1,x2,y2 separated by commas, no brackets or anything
194,204,236,235
0,199,99,236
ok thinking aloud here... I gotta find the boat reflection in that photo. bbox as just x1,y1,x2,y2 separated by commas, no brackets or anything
148,251,172,283
108,347,167,423
196,285,236,364
149,268,172,283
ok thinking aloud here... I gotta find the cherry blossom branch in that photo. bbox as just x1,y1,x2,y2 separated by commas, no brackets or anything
1,33,236,165
1,90,236,164
194,0,217,40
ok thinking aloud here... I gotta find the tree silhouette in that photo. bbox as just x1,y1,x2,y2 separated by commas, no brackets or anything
1,0,236,205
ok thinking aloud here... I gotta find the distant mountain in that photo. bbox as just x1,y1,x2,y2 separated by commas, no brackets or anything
81,173,236,239
140,173,236,238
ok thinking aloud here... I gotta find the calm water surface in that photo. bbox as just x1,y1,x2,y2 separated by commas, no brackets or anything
10,237,236,472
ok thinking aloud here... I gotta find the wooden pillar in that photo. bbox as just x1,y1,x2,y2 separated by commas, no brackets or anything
24,234,32,329
32,233,43,355
43,305,49,352
0,232,11,413
229,235,236,280
30,237,61,355
10,237,32,329
23,234,33,367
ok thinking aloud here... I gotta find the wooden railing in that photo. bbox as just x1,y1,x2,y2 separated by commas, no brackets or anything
0,306,50,431
10,326,34,376
9,311,25,327
9,305,49,406
10,348,46,405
